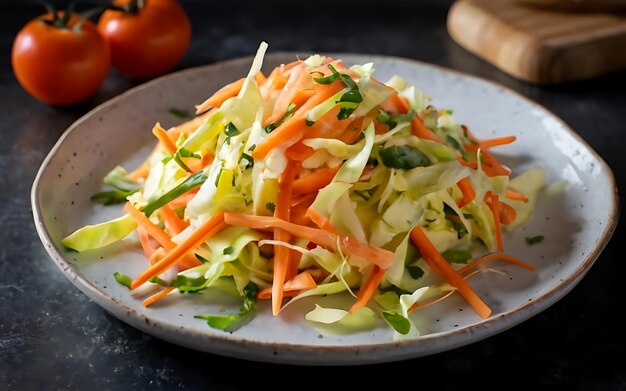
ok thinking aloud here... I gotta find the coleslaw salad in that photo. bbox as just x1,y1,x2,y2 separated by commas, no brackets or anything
61,42,546,337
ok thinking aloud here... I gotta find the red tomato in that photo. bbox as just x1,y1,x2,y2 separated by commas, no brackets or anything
11,13,110,105
98,0,191,80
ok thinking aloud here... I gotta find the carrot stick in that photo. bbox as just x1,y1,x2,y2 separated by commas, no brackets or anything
168,110,215,139
252,81,344,160
124,203,174,249
257,271,317,299
468,135,517,150
306,208,340,235
480,150,511,177
457,156,478,169
143,287,175,307
255,71,267,86
505,190,528,203
152,123,177,154
290,193,316,226
127,164,149,181
305,106,350,139
168,188,200,209
285,142,315,161
380,93,410,114
456,178,476,208
486,192,504,252
223,213,394,269
195,77,245,114
265,64,306,125
124,203,201,270
411,117,440,142
137,226,158,259
410,226,491,319
458,253,535,275
409,289,455,313
130,212,227,290
271,162,297,315
160,204,189,235
292,166,340,196
499,202,517,225
349,266,385,313
291,89,316,108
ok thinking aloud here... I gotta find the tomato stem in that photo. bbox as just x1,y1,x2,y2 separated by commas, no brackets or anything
107,0,145,15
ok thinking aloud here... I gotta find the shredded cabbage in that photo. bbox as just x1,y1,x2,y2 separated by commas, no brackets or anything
61,43,547,337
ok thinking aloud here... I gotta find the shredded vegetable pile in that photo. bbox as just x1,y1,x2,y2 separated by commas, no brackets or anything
62,42,546,336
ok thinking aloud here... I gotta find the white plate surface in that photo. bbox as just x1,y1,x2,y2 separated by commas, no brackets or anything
32,53,618,365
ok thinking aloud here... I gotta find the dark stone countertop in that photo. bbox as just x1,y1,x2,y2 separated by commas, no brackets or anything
1,1,624,389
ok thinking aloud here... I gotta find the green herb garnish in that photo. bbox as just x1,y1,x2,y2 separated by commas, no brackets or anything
406,265,424,279
379,145,430,169
525,235,544,245
442,249,472,264
264,103,296,133
194,282,258,332
142,171,207,216
168,108,191,119
113,272,132,289
314,64,363,120
382,311,411,335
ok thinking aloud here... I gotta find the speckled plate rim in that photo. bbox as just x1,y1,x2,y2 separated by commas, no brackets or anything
31,53,620,365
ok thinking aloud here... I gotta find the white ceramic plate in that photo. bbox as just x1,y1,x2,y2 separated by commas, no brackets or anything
32,53,618,365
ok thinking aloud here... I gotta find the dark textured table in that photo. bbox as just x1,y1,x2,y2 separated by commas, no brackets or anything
1,1,625,389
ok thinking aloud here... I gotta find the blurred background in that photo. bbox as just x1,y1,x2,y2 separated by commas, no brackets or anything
1,0,625,389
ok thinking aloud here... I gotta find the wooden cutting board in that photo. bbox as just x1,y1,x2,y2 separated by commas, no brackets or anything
447,0,626,84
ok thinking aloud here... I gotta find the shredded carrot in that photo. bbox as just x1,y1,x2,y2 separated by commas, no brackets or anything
137,226,158,259
305,106,350,139
255,71,267,86
457,156,478,169
258,271,317,300
124,203,200,270
409,290,455,313
292,166,340,196
411,117,440,142
127,164,149,181
480,150,512,177
195,77,245,114
143,287,175,307
486,192,504,252
291,89,316,109
152,123,177,155
458,253,535,275
499,202,517,225
124,203,174,248
265,64,308,125
130,212,227,290
380,93,410,114
471,135,517,150
349,266,385,313
160,204,189,235
456,178,476,208
285,142,315,162
505,190,528,203
188,153,214,173
168,110,215,139
252,81,344,160
290,193,316,226
223,213,394,269
410,226,492,319
271,161,297,315
306,208,340,235
168,188,200,209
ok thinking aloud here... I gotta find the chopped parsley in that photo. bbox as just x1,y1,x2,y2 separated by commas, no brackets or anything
525,235,544,245
379,145,430,169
